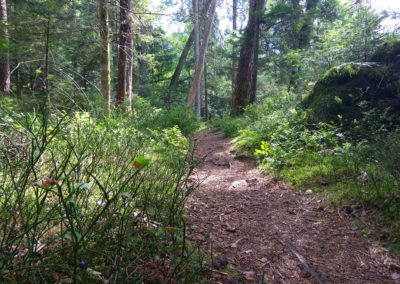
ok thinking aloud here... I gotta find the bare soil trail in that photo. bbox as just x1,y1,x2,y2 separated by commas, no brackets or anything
186,130,400,283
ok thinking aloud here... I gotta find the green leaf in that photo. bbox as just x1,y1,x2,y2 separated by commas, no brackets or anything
133,157,150,169
35,69,42,74
75,183,90,190
64,231,82,242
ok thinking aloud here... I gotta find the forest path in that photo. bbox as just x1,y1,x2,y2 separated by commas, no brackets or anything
186,130,400,283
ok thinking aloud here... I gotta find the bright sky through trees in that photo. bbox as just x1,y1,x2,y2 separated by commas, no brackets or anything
150,0,399,35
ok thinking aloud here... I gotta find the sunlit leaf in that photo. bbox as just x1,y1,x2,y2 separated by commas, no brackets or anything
75,183,90,190
133,157,150,169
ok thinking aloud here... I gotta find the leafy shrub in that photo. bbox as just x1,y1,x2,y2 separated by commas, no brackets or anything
0,102,202,282
210,113,247,138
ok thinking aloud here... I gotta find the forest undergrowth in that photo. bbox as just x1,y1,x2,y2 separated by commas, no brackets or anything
0,98,206,283
211,88,400,254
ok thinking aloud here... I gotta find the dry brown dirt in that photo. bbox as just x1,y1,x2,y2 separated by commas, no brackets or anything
186,130,400,283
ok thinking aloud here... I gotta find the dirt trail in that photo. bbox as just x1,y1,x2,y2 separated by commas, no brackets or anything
186,130,400,283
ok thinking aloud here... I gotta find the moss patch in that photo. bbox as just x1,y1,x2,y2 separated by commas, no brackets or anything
302,41,400,131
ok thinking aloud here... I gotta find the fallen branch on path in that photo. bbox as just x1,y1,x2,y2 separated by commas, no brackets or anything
278,231,327,284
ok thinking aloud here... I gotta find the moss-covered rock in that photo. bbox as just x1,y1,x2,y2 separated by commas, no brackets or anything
302,41,400,130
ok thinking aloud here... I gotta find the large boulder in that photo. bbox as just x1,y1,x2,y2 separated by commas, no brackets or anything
302,41,400,129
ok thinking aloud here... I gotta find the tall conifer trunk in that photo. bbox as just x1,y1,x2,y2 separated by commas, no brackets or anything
187,0,217,109
125,1,133,110
231,0,265,116
0,0,10,97
99,0,111,113
193,0,201,120
115,0,130,108
232,0,237,91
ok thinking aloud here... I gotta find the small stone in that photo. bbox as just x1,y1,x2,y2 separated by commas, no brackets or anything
226,226,237,233
392,272,400,280
305,189,313,195
228,180,247,190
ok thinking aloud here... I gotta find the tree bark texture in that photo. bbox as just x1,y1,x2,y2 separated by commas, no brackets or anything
193,0,201,120
125,3,133,110
204,57,209,120
99,0,111,113
232,0,237,91
0,0,10,96
115,0,130,108
187,0,217,108
231,0,265,116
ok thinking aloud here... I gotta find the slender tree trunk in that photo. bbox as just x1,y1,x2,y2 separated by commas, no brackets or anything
249,3,263,104
0,0,9,97
232,0,237,91
72,0,77,23
193,0,201,120
187,0,217,108
15,56,21,96
204,58,209,120
231,0,265,116
115,0,130,108
125,3,133,110
167,29,194,106
99,0,111,114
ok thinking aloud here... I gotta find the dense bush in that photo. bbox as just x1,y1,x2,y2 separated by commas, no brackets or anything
0,99,203,282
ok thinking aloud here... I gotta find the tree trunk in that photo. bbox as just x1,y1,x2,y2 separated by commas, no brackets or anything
232,0,237,91
0,0,9,97
193,0,201,120
187,0,217,108
204,57,209,120
298,0,319,49
115,0,130,108
167,29,194,106
249,9,261,104
231,0,265,116
99,0,111,114
125,2,133,110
